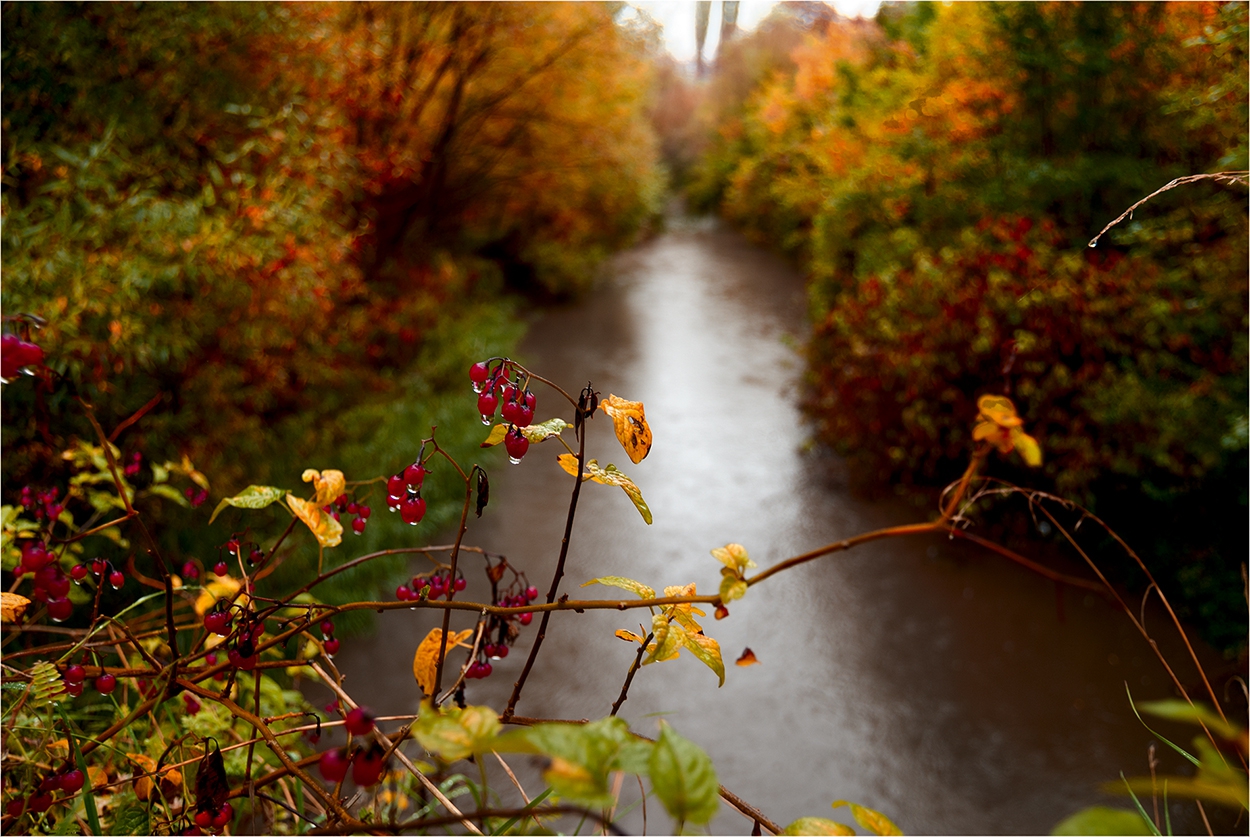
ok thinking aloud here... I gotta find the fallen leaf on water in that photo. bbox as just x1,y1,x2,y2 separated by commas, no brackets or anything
600,395,652,464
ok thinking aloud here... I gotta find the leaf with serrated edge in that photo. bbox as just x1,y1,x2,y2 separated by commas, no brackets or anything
681,630,725,687
582,575,655,599
209,485,286,524
782,817,855,836
832,800,903,835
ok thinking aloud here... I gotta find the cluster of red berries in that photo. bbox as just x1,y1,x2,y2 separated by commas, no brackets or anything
184,486,209,507
4,765,86,821
395,570,465,602
192,801,233,832
1,333,44,379
326,493,372,535
318,742,387,787
18,485,65,522
320,619,340,655
202,603,265,670
470,360,536,464
386,460,427,525
462,583,541,681
502,585,540,626
61,663,117,698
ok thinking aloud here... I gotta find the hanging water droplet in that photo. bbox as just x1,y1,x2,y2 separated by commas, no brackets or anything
508,455,522,465
481,415,492,426
1088,240,1097,248
472,382,483,394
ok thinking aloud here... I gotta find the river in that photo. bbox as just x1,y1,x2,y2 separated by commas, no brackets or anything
324,214,1237,834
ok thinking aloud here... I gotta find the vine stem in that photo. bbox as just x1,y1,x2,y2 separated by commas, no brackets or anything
434,463,478,698
503,395,589,720
610,631,653,716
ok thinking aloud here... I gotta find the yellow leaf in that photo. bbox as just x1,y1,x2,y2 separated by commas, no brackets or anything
193,577,244,617
832,800,904,836
287,494,343,548
1,591,31,622
974,394,1042,465
413,628,473,696
711,543,756,572
481,424,508,448
301,469,346,507
556,455,652,524
782,817,855,835
615,629,646,644
1010,428,1043,467
681,630,725,686
599,394,653,464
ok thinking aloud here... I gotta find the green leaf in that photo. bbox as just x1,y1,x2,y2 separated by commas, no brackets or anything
649,722,719,825
681,631,725,687
611,740,655,775
209,485,286,524
146,483,191,507
29,661,62,710
719,575,748,603
782,817,856,835
1051,806,1155,836
151,461,171,484
581,576,656,599
521,417,570,443
495,717,634,807
412,703,500,762
1136,699,1243,742
832,801,903,835
108,806,151,836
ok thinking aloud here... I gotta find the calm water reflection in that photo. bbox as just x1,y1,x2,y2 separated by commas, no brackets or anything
324,216,1239,834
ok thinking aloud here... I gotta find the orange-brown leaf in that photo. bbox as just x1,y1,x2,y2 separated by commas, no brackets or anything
736,648,760,667
600,394,653,464
413,628,473,696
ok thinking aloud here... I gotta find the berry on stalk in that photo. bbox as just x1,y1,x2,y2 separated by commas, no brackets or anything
345,706,375,736
504,427,529,464
95,673,117,695
400,496,426,525
319,748,351,783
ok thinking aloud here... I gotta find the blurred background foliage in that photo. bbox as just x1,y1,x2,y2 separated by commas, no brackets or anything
664,1,1247,652
1,1,663,610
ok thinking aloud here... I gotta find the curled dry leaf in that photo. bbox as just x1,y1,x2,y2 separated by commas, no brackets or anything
129,753,183,801
287,494,343,548
599,394,652,464
735,648,760,666
301,468,346,507
412,628,474,696
1,591,31,622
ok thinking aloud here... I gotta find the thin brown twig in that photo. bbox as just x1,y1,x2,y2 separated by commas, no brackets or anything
1088,171,1249,247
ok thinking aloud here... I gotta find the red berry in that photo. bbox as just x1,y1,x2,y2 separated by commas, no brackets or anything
400,496,426,525
351,744,386,787
27,792,53,813
213,561,228,578
501,399,521,425
469,362,490,389
516,403,534,427
39,774,63,793
249,548,264,564
403,462,426,489
95,673,117,695
47,597,73,622
524,389,536,411
319,748,351,783
453,576,466,592
395,585,411,601
352,517,367,535
525,585,539,601
357,505,372,519
109,570,125,590
64,664,86,684
324,638,340,655
518,611,533,626
477,390,499,423
195,810,214,828
496,644,509,658
387,474,405,497
211,802,233,829
182,561,199,579
5,796,28,818
65,681,85,697
504,428,529,463
479,661,493,678
59,769,85,794
70,564,88,582
235,652,257,671
345,707,375,736
320,620,335,635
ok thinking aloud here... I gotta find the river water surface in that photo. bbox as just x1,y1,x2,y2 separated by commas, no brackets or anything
328,215,1236,834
